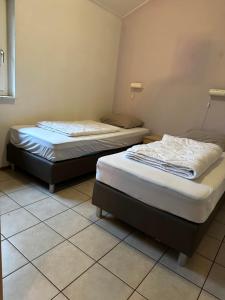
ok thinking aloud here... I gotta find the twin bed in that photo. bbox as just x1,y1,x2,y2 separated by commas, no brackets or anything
7,120,225,265
7,123,149,192
92,134,225,265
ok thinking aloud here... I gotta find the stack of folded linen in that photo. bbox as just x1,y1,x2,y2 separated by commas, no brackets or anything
126,134,223,179
37,120,120,137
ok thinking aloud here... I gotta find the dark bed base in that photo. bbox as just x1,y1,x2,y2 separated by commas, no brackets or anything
92,180,224,265
7,143,132,193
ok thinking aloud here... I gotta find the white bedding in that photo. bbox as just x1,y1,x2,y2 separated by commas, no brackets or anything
96,151,225,223
10,126,149,162
126,135,223,179
37,120,120,137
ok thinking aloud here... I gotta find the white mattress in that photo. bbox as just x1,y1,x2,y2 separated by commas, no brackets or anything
96,152,225,223
10,126,149,162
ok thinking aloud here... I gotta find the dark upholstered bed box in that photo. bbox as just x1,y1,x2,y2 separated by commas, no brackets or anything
92,180,225,264
7,143,133,193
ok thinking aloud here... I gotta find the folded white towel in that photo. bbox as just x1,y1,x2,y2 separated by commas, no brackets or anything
126,134,223,179
37,120,120,137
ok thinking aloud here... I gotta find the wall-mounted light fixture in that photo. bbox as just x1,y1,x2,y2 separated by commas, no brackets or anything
201,88,225,128
209,89,225,100
209,89,225,97
130,82,143,89
130,82,144,99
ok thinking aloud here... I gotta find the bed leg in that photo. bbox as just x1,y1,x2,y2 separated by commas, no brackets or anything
96,207,103,218
178,253,188,266
10,163,15,171
49,184,55,194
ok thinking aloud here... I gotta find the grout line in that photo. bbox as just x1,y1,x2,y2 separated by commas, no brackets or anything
3,210,225,300
2,220,42,240
1,240,30,279
5,200,135,294
71,185,93,198
5,206,225,300
5,201,225,295
199,290,223,300
2,195,96,240
0,206,22,217
196,235,225,300
128,291,149,300
59,226,136,294
157,258,207,290
51,292,70,300
4,239,63,296
4,185,34,195
156,240,225,292
5,197,108,264
1,195,51,217
2,171,225,299
126,247,168,300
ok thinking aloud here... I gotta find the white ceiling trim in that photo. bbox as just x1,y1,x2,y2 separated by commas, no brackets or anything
123,0,150,18
91,0,121,18
90,0,150,19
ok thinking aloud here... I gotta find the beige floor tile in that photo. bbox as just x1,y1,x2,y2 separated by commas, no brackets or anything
73,180,95,197
33,241,94,290
1,207,40,237
215,209,225,225
9,187,48,206
129,292,146,300
26,197,67,220
46,210,91,238
9,223,64,260
216,242,225,268
52,187,90,208
0,194,20,215
70,224,119,260
8,170,31,182
160,250,212,287
31,183,53,196
73,200,107,222
207,221,225,241
199,291,218,300
204,263,225,300
0,170,13,182
89,176,96,182
3,263,58,300
2,240,28,277
53,293,68,300
125,231,166,260
63,263,133,300
0,178,30,194
197,235,221,261
100,242,155,288
96,215,132,239
138,264,200,300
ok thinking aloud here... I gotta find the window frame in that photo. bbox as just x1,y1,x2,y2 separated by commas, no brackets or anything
0,0,15,103
0,0,8,96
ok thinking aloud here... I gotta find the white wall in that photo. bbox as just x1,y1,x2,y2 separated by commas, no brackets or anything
0,0,121,166
114,0,225,135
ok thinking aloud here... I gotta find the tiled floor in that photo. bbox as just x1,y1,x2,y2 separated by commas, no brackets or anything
0,169,225,300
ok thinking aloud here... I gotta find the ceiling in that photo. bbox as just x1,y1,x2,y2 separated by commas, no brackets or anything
91,0,149,18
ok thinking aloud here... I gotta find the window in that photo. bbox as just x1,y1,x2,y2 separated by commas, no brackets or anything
0,0,8,95
0,0,15,100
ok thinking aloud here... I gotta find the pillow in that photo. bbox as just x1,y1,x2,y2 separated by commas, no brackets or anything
181,129,225,151
101,113,144,129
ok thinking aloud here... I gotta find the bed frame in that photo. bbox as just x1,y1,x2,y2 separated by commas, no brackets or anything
92,180,225,265
7,143,133,193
